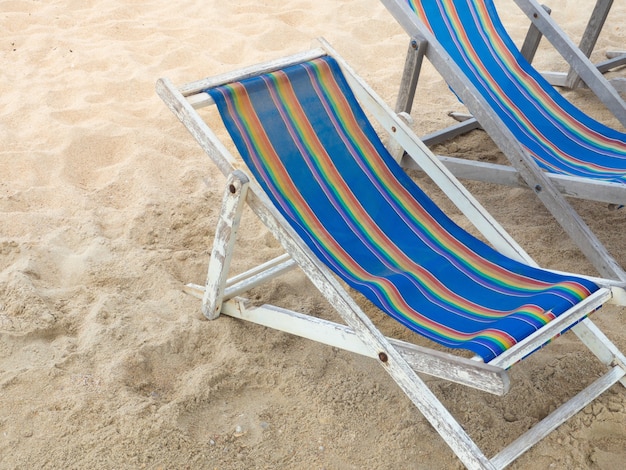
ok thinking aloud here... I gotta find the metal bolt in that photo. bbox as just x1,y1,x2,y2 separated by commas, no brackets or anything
229,184,237,194
378,352,388,363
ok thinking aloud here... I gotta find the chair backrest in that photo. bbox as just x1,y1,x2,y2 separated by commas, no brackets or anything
206,55,598,361
405,0,626,182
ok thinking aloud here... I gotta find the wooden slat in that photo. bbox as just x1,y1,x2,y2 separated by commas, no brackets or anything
513,0,626,125
565,0,613,89
519,4,551,63
598,54,626,73
185,257,297,301
420,119,482,147
187,92,213,109
226,253,294,285
394,37,427,116
216,300,510,395
490,365,625,469
401,154,626,206
201,171,249,319
573,318,626,388
179,48,326,96
489,288,612,370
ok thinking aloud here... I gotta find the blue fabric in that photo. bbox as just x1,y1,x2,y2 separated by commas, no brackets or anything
207,55,599,361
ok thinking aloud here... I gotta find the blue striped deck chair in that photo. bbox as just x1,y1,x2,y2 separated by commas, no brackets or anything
381,0,626,282
156,39,626,470
516,0,626,93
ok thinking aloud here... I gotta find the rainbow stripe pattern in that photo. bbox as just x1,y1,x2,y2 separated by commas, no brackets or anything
207,55,599,361
405,0,626,182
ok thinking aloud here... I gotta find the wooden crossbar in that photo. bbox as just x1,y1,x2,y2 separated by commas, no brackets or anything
207,298,511,395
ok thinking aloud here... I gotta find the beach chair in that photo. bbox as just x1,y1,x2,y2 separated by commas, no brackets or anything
515,0,626,93
382,0,626,282
156,38,626,469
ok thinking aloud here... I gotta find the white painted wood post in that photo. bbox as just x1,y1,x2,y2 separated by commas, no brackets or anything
202,170,249,320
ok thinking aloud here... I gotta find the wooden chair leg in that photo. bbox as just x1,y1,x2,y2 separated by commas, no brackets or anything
394,37,426,115
388,37,427,160
566,0,614,89
519,4,552,63
202,170,249,319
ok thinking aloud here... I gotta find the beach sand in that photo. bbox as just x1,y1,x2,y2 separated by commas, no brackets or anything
1,0,625,468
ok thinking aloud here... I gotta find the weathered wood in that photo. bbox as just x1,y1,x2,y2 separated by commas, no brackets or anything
394,37,427,116
488,288,612,370
401,154,626,206
519,4,552,63
513,0,626,125
224,253,293,287
389,37,427,160
215,300,511,395
223,257,296,299
392,35,483,149
201,171,249,319
573,318,626,387
179,49,326,96
606,50,626,60
186,256,297,302
420,119,481,147
490,365,626,469
565,0,613,89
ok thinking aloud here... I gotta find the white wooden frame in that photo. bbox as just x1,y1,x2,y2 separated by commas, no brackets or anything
156,38,626,469
383,0,626,283
516,0,626,95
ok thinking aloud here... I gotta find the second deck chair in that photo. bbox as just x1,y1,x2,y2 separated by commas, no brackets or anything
515,0,626,93
382,0,626,282
157,39,626,469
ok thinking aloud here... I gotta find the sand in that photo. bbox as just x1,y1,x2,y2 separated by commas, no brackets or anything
1,0,625,468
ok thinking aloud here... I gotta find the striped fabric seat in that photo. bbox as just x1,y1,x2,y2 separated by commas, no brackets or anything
406,0,626,183
207,55,599,362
